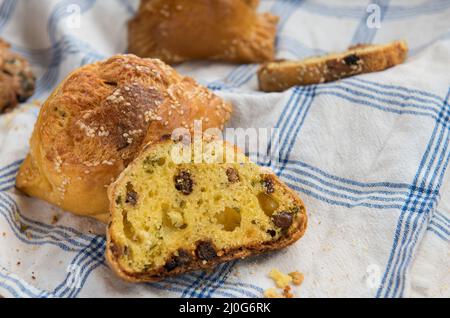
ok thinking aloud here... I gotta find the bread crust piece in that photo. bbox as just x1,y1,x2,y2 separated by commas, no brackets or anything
16,54,232,222
106,139,307,283
128,0,279,64
258,40,408,92
0,38,35,112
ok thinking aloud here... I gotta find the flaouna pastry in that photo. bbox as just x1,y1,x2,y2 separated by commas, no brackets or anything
128,0,279,64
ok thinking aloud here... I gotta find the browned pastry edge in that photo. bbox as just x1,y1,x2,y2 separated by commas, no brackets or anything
105,152,307,283
258,40,408,92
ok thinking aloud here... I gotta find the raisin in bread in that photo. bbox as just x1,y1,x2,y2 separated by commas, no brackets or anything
258,40,408,92
106,138,307,282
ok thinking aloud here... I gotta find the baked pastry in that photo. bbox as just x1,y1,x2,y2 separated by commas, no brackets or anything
16,54,232,223
106,138,307,282
128,0,279,64
258,40,408,92
0,39,35,112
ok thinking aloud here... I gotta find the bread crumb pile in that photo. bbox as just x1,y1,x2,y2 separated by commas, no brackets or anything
264,269,305,298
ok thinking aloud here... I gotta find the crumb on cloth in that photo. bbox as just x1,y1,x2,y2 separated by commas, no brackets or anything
51,215,59,224
283,286,294,298
289,271,304,286
269,268,292,288
264,268,305,298
263,288,283,298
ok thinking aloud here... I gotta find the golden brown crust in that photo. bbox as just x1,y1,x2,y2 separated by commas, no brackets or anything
128,0,279,64
16,54,232,221
106,224,306,282
258,40,408,92
106,141,307,283
0,38,35,112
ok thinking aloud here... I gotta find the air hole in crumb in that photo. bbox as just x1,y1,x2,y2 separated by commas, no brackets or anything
163,210,187,229
122,210,139,242
216,207,241,231
214,195,222,202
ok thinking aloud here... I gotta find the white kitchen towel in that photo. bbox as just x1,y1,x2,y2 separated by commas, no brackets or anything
0,0,449,298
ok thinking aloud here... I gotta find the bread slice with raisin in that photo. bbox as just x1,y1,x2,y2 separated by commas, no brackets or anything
106,138,307,282
258,40,408,92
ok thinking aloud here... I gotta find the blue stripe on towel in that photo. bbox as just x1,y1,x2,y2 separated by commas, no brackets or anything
351,0,390,45
0,0,16,32
377,88,450,298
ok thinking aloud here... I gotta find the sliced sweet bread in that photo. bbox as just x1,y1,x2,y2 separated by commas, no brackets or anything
258,40,408,92
106,138,307,282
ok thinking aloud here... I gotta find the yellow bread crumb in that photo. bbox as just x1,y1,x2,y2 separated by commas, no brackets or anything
289,271,304,286
264,288,283,298
269,269,292,288
283,286,294,298
167,210,185,228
